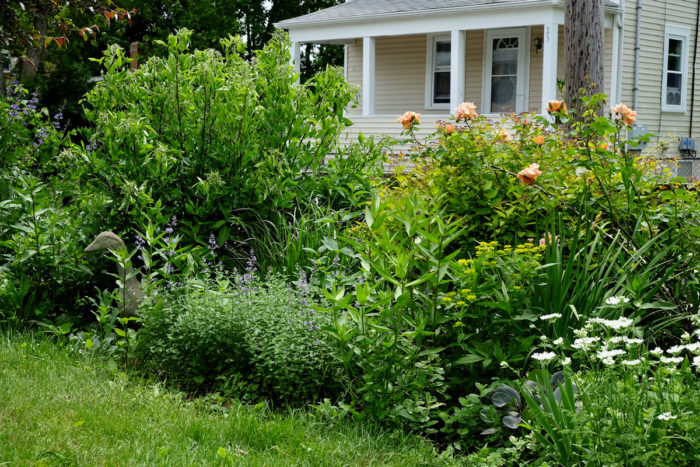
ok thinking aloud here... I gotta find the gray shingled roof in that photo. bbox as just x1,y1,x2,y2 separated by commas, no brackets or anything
276,0,621,28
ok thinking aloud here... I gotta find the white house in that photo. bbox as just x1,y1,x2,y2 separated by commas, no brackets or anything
276,0,700,174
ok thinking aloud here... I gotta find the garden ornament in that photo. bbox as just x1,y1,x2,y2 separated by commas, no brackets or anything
85,231,144,317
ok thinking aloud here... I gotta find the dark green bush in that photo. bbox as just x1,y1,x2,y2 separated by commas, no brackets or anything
134,272,342,405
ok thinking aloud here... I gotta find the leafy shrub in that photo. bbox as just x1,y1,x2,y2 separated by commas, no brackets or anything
74,29,383,271
134,271,341,405
0,81,99,328
485,307,700,465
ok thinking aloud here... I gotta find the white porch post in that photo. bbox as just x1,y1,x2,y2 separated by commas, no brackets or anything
450,29,466,113
362,36,375,116
290,41,301,77
541,20,558,114
610,15,621,105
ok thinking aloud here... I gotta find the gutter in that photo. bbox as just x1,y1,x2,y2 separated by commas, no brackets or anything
277,0,623,30
689,0,699,138
633,0,642,111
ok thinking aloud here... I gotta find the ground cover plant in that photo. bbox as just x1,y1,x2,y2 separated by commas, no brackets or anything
1,30,699,465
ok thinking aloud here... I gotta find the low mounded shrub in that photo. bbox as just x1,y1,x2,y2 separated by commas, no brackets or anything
133,272,342,405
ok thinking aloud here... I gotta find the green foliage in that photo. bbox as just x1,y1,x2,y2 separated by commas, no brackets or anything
75,29,380,271
0,83,96,327
134,271,341,405
499,312,700,466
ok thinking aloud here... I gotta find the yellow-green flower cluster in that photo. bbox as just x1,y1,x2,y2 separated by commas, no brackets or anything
459,288,477,302
514,242,545,255
457,258,476,275
475,241,498,254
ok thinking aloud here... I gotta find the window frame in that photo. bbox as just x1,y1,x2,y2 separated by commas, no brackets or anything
661,25,690,113
424,33,452,110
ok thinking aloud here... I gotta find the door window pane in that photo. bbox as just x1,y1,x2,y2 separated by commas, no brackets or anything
433,40,451,105
491,37,518,113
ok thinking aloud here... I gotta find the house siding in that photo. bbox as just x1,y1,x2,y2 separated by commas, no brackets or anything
346,24,615,117
375,34,428,115
619,0,700,165
465,30,484,110
346,39,363,115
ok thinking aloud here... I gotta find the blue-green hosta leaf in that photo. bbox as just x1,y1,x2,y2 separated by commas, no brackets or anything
550,371,565,388
491,386,521,408
502,414,522,429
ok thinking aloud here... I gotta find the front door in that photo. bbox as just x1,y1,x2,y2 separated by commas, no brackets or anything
483,28,529,114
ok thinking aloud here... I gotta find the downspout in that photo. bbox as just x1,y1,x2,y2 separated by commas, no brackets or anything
689,0,699,138
633,0,642,111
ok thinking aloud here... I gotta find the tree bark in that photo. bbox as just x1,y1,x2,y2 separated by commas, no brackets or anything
565,0,605,115
21,13,48,83
0,68,6,99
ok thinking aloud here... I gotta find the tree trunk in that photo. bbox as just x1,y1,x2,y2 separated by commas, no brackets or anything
0,69,6,99
565,0,605,115
21,14,48,83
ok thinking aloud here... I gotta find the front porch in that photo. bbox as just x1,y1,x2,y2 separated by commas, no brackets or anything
283,2,622,142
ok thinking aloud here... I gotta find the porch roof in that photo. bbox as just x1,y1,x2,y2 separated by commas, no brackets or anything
276,0,621,29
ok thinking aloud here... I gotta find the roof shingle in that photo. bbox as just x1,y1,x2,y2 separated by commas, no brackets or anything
276,0,620,28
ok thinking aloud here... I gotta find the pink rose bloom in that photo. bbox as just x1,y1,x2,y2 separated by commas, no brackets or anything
455,102,478,122
397,111,421,129
517,163,543,186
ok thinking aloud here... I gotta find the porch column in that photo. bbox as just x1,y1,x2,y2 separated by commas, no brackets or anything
362,36,375,116
541,21,558,114
610,15,621,105
450,29,466,113
290,41,301,74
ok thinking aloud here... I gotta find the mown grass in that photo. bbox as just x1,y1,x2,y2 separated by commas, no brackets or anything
0,332,457,466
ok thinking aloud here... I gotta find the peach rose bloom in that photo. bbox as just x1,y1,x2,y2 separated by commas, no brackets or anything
546,100,567,114
444,123,454,134
533,135,545,145
397,111,421,129
611,103,636,126
539,233,560,247
498,128,512,140
600,142,609,150
517,163,543,186
455,102,478,121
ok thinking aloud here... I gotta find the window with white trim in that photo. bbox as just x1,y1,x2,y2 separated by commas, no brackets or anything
425,35,451,108
662,25,690,112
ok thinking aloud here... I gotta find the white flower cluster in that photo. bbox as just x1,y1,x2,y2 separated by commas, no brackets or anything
572,336,601,350
540,313,562,321
605,295,630,305
694,355,700,367
597,348,626,359
532,351,557,362
657,412,677,421
660,356,683,364
621,358,642,366
553,337,564,345
589,317,634,330
666,345,686,355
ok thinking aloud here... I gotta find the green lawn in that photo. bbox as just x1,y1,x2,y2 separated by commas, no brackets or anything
0,333,456,466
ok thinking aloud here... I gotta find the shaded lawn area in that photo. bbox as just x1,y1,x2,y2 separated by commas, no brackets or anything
0,333,455,466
